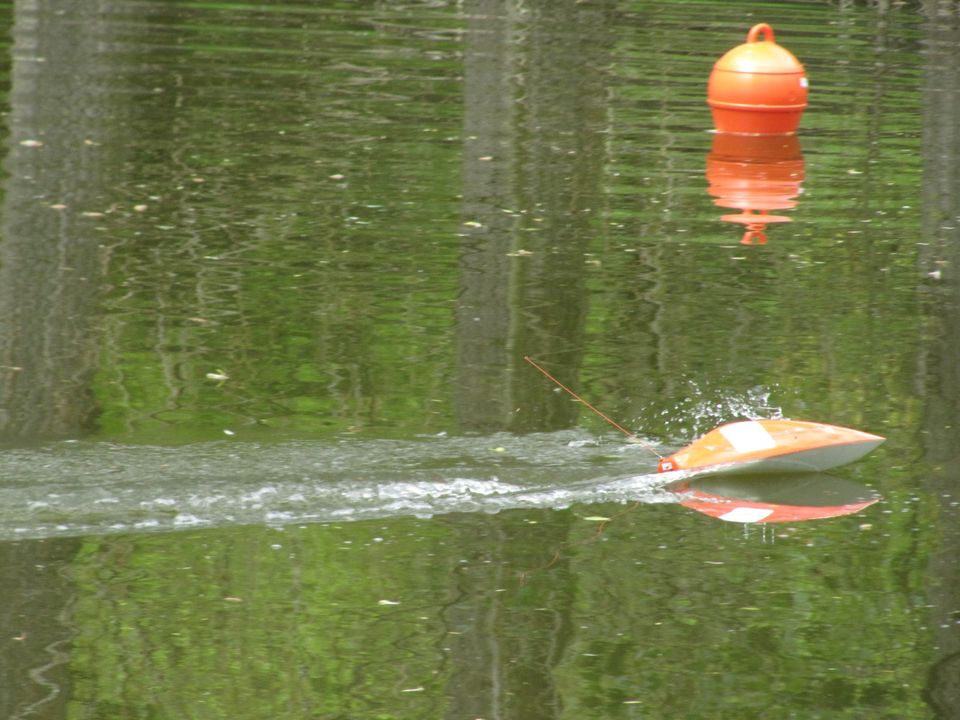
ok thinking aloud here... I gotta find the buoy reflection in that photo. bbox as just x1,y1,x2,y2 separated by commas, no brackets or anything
666,472,880,524
706,133,805,245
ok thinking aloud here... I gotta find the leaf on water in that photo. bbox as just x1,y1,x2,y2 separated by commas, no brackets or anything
582,516,611,522
377,599,400,606
19,139,43,147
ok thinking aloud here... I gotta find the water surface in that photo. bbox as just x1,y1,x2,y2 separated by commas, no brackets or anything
1,1,958,718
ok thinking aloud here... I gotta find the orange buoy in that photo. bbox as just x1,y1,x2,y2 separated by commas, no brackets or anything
666,473,881,524
707,23,808,135
706,132,805,244
657,419,884,475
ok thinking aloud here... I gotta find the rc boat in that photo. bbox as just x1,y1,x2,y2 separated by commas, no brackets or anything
523,357,885,477
657,419,884,475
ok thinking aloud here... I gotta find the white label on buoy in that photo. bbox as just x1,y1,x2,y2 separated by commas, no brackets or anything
719,507,774,523
719,421,777,454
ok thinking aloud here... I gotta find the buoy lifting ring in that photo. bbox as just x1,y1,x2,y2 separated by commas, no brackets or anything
747,23,774,43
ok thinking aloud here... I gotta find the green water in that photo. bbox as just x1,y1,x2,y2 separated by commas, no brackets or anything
1,0,958,717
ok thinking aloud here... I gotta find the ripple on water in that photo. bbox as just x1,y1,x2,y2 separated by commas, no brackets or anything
0,431,673,540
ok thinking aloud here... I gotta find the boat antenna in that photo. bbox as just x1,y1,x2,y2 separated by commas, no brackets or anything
523,356,662,459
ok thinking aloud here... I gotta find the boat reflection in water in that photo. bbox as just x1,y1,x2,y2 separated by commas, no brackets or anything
666,472,880,524
706,132,805,246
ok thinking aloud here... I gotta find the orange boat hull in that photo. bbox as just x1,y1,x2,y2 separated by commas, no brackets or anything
657,419,884,475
